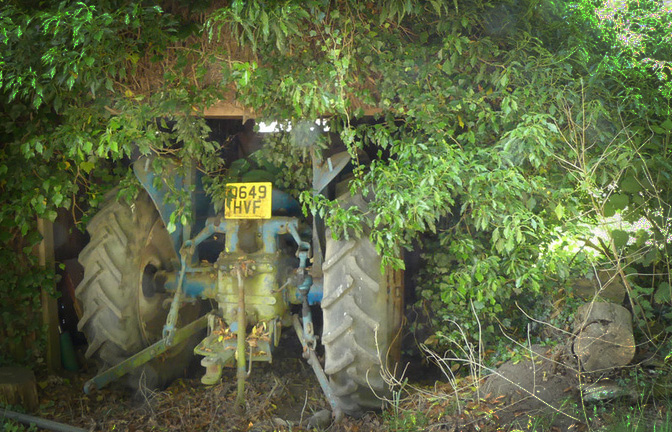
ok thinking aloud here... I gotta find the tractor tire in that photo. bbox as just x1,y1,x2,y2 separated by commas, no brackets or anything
76,190,200,390
321,194,404,416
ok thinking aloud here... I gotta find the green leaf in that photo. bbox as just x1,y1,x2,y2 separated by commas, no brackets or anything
53,192,63,207
605,194,629,216
475,271,484,283
620,176,641,193
260,10,269,39
554,203,565,220
634,230,650,247
641,249,659,266
80,161,95,174
655,283,672,304
610,229,629,248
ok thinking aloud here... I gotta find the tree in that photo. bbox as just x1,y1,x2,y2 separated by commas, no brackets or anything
559,0,672,341
1,0,670,363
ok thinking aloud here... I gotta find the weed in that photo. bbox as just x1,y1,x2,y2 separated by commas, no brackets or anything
382,406,429,432
1,420,37,432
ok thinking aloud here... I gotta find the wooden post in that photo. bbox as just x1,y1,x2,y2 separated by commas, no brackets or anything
37,218,61,373
0,367,39,412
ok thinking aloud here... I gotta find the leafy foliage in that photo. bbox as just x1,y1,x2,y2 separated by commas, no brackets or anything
1,0,670,364
0,227,56,365
561,0,672,346
0,0,217,363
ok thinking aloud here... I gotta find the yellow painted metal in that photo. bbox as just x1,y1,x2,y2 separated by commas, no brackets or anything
235,267,246,408
216,254,287,325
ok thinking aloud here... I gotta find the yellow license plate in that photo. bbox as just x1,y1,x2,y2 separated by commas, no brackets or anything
224,182,272,219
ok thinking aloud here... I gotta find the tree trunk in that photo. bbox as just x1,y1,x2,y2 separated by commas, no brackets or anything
0,367,39,412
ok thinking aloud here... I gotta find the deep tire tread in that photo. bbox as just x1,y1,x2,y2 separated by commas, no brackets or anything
346,255,379,293
76,191,199,391
324,349,354,375
77,197,145,363
320,274,353,309
95,286,124,320
321,315,353,345
322,239,357,272
322,194,403,416
344,296,379,330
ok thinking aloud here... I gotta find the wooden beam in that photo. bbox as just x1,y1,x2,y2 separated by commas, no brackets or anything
203,101,255,119
37,218,61,373
202,100,382,119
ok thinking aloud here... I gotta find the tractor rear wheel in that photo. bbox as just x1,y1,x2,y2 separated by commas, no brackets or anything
76,191,200,390
321,194,404,416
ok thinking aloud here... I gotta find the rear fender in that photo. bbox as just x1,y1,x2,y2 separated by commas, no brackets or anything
133,156,186,254
134,156,305,255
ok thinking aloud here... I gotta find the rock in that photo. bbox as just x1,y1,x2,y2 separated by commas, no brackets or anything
574,270,626,303
482,345,575,406
271,417,292,428
572,302,635,372
307,409,332,429
481,345,579,430
581,380,637,402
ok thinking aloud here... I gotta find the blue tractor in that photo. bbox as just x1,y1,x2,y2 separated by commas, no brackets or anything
75,122,404,418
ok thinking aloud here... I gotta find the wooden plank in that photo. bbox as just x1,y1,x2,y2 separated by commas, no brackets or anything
37,218,61,373
203,101,255,119
202,100,382,119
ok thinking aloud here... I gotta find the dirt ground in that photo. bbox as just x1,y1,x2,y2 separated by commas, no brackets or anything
16,354,510,432
9,344,662,432
23,340,440,432
32,357,366,431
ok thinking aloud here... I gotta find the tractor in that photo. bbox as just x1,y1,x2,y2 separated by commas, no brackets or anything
75,119,404,418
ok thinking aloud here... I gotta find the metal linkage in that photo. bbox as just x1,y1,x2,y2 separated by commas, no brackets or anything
287,216,341,417
162,244,192,345
233,263,249,409
299,276,316,349
1,408,87,432
161,218,232,344
292,315,343,421
83,315,208,394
